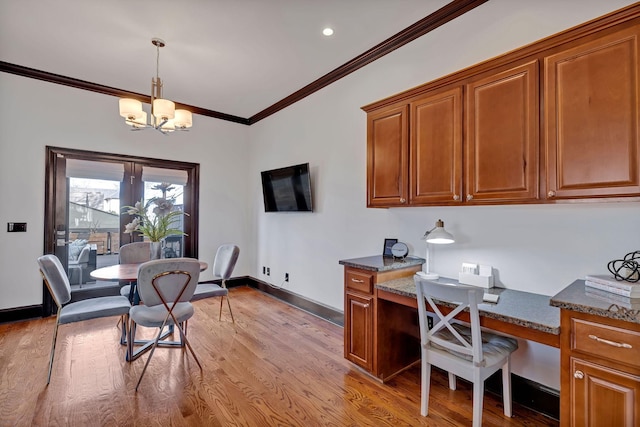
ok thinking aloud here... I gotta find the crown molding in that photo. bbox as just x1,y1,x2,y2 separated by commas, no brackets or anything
0,0,486,126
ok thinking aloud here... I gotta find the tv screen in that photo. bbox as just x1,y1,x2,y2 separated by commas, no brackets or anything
261,163,313,212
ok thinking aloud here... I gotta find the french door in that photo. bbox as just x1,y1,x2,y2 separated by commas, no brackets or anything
44,147,200,314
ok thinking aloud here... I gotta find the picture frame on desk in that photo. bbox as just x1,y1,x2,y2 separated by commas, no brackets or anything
383,238,398,257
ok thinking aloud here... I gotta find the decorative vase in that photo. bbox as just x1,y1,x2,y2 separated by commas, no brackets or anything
150,241,162,260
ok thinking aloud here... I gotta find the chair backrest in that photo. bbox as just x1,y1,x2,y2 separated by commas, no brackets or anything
136,258,200,307
415,276,484,365
37,255,72,308
76,245,91,265
212,244,240,281
119,242,151,264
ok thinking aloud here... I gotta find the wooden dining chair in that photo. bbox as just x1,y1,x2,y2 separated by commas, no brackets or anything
37,254,131,384
414,276,518,427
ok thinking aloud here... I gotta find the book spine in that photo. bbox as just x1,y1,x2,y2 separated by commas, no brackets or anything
585,280,640,297
585,276,637,291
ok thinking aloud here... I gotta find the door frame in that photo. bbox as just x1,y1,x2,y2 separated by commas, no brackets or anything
43,146,200,315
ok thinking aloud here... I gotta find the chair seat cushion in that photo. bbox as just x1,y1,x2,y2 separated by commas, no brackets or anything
59,296,131,325
130,302,194,327
430,323,518,366
191,283,228,301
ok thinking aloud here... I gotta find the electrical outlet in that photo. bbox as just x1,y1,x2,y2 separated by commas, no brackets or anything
262,266,266,274
266,267,270,276
285,273,289,282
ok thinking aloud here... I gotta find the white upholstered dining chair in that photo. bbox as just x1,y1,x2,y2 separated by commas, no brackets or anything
191,244,240,325
414,276,518,427
37,254,131,384
128,258,202,391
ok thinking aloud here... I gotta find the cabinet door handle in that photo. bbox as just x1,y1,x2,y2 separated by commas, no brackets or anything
574,370,584,379
400,198,406,203
588,334,633,349
466,194,473,201
351,278,365,283
548,190,556,197
453,194,460,201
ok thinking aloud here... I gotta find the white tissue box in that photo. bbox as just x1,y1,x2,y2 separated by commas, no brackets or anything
458,264,494,288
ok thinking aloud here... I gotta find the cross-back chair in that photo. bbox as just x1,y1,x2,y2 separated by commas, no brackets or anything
414,276,518,427
37,254,131,384
128,258,202,391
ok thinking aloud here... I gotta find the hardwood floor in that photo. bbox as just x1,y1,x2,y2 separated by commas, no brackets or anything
0,287,558,426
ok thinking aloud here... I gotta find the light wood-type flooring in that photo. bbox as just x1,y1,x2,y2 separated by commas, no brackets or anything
0,286,558,426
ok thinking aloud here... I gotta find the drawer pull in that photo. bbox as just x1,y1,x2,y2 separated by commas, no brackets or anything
351,278,365,283
574,370,584,379
588,334,633,349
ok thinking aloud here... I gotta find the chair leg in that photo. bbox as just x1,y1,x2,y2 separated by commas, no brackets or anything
47,319,61,385
472,378,484,427
135,319,169,391
502,359,513,417
420,355,431,416
175,322,202,371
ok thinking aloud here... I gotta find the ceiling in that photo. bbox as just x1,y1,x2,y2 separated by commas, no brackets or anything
0,0,480,122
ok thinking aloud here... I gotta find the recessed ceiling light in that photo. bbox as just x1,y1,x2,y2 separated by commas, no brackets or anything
322,28,334,36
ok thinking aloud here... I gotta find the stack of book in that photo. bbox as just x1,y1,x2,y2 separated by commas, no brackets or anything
585,274,640,299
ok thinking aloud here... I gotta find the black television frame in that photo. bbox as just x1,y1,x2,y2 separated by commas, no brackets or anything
261,163,313,212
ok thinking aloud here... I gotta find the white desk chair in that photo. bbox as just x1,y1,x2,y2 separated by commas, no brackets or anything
414,276,518,427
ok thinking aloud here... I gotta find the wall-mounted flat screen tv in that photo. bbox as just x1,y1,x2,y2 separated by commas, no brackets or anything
261,163,313,212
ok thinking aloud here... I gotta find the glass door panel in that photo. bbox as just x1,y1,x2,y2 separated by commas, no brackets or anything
68,177,121,292
142,180,186,258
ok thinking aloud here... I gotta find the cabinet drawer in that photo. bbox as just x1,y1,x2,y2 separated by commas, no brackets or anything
346,270,374,294
572,318,640,368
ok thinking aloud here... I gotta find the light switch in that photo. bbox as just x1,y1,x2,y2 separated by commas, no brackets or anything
7,222,27,232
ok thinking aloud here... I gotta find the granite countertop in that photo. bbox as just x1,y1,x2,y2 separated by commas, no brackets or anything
377,276,560,335
339,255,425,272
551,279,640,324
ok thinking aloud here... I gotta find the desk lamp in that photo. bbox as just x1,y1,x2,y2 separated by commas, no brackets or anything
419,219,454,279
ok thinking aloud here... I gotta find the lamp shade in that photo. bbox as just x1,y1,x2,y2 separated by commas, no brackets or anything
119,98,143,118
152,99,175,120
425,219,454,244
174,109,193,128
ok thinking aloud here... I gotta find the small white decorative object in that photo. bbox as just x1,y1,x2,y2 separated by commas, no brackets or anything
459,263,494,288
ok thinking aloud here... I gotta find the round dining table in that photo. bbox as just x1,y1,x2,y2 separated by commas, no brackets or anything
90,260,209,281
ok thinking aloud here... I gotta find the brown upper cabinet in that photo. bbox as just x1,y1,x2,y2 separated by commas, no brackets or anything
544,25,640,200
363,4,640,207
367,104,409,207
465,61,539,203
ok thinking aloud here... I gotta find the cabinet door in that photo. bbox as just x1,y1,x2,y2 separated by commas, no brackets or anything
545,26,640,199
465,61,539,203
571,358,640,427
367,105,409,207
344,291,374,371
410,87,463,204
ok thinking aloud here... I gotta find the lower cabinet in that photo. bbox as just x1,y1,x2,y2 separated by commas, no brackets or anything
560,309,640,426
343,264,421,379
345,291,374,371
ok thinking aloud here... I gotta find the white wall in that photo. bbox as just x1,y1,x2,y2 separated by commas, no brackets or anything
0,73,251,310
247,0,640,389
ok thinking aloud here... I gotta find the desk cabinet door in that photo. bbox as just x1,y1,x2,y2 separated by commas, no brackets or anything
345,291,374,371
571,357,640,427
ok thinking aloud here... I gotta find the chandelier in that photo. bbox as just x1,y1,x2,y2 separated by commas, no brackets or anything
118,38,193,134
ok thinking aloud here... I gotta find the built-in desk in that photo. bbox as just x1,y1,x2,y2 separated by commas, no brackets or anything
340,255,560,382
